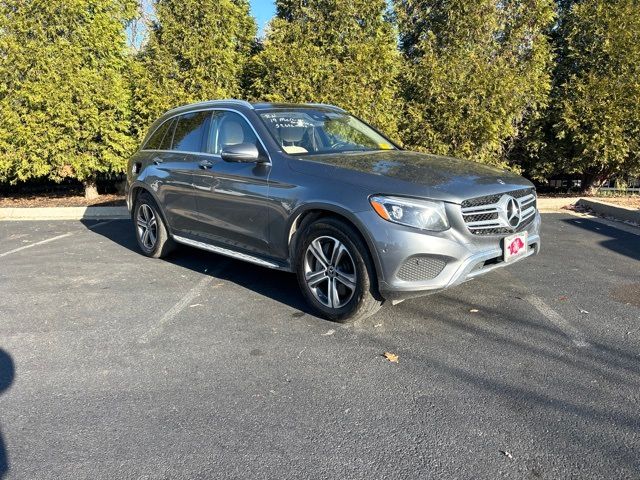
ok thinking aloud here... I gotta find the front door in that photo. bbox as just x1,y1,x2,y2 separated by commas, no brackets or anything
191,110,271,256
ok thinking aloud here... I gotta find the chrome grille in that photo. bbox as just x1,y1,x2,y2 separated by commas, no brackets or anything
461,188,537,236
461,188,533,208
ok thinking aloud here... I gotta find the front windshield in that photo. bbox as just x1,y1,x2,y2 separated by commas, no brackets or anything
258,109,396,156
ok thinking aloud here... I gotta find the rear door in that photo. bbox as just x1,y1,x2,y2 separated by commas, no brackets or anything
145,111,211,234
165,111,213,235
191,110,272,256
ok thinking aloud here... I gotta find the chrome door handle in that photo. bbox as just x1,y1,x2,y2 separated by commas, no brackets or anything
152,157,163,165
199,159,214,169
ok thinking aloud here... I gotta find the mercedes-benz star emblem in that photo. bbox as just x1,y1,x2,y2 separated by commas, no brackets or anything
497,195,522,229
505,197,521,228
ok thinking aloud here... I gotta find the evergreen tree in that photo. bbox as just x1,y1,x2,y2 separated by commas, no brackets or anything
395,0,555,168
246,0,401,138
546,0,640,192
0,0,137,197
133,0,256,140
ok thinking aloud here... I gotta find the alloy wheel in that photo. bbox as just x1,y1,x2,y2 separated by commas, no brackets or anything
136,204,158,250
304,236,357,309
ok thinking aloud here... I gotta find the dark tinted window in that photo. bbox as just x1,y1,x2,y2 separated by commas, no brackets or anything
209,111,259,155
144,120,171,150
172,111,211,152
159,118,177,150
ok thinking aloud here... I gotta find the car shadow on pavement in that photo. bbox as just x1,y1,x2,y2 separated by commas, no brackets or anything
0,349,15,479
561,217,640,261
83,220,315,315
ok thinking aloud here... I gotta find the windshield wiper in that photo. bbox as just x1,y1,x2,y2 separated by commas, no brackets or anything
337,148,372,153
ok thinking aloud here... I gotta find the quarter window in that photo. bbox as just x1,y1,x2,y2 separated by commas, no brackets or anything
143,120,171,150
172,111,212,152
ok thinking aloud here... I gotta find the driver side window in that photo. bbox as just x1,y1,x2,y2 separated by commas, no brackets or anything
208,111,259,155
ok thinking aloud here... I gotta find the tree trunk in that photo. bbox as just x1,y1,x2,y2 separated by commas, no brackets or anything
83,179,99,200
581,170,609,196
114,180,126,196
582,184,600,196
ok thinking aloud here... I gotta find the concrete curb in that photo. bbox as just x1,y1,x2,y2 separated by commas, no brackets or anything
0,206,129,221
536,197,581,212
576,198,640,225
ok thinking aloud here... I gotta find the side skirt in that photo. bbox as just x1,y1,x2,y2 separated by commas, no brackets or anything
172,235,291,271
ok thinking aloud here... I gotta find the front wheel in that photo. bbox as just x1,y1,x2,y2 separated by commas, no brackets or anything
296,218,383,322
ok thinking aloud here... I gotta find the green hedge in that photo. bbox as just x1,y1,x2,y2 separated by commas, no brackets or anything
0,0,638,194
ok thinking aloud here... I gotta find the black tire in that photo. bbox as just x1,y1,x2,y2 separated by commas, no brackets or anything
296,217,383,322
133,192,175,259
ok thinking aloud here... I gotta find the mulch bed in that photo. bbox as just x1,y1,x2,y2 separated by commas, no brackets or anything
0,193,125,208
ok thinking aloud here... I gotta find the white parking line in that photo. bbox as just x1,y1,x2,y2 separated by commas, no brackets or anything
525,294,591,348
137,260,230,344
0,220,116,258
495,268,591,348
0,232,74,258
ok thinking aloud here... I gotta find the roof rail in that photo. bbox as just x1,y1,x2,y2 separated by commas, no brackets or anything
166,99,254,115
209,99,254,109
305,103,345,112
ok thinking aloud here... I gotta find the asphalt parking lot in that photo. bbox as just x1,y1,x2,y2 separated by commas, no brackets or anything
0,213,639,479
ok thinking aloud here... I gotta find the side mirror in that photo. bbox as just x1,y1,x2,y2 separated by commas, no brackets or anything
221,143,263,163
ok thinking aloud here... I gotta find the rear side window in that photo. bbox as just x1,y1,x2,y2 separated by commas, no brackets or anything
172,111,212,152
143,120,171,150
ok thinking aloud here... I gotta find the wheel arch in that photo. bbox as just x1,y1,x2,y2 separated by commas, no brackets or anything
129,183,173,235
286,204,383,287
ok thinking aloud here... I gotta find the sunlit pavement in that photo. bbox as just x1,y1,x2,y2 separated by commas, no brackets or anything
0,213,638,479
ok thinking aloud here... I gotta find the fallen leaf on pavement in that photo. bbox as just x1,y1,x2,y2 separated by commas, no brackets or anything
559,296,568,301
383,352,399,363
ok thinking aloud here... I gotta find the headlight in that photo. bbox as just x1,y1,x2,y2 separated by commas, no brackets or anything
369,195,449,231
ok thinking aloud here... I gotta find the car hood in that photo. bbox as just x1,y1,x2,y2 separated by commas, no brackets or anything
288,150,533,204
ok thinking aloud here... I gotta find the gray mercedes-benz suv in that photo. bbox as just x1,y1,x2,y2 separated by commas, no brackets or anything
126,100,541,321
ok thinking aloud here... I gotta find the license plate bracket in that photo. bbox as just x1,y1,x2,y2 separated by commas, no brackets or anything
503,232,528,262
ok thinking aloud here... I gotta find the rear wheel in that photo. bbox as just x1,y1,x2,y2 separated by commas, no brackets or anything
296,217,383,322
134,192,175,258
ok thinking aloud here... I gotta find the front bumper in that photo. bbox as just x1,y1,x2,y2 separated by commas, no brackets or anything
356,206,542,301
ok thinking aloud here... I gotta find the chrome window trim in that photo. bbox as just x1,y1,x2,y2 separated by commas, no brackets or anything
140,107,272,164
142,149,220,158
167,116,178,150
